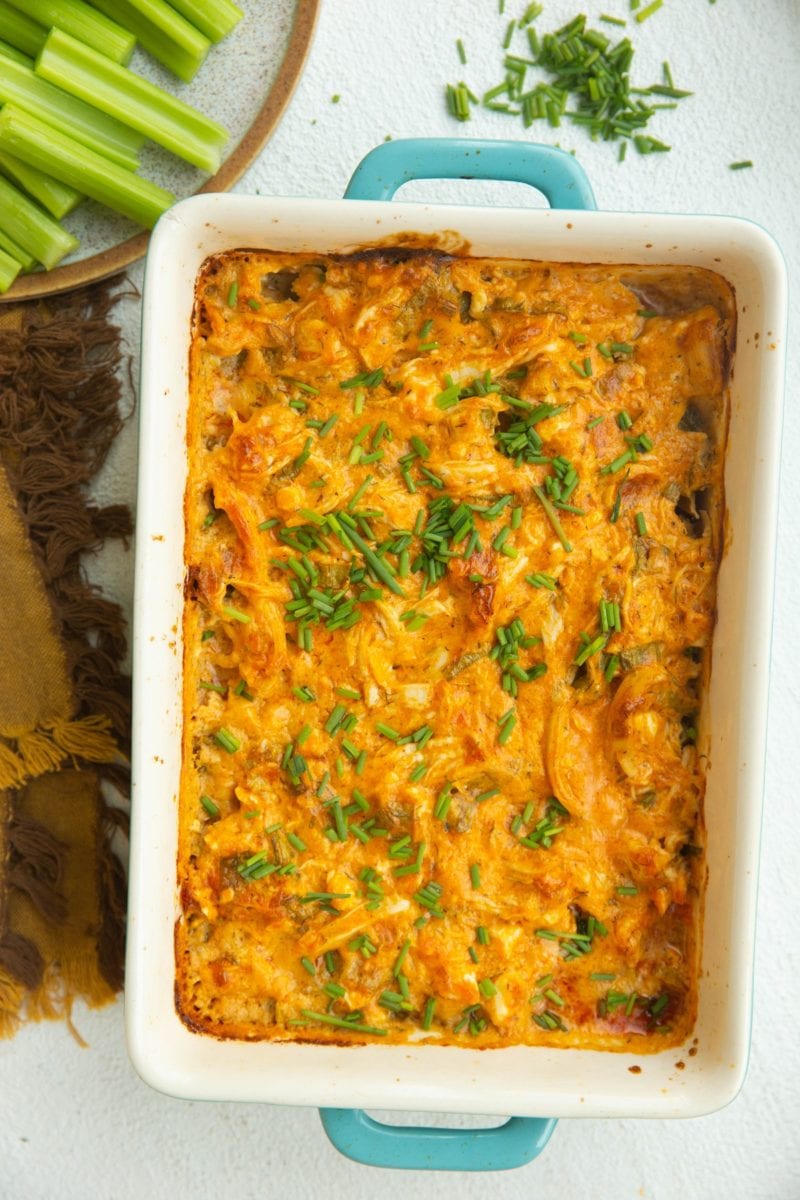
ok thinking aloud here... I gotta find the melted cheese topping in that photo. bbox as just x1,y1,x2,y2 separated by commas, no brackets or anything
178,248,733,1050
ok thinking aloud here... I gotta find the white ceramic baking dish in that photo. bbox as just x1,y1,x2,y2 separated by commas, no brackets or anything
126,139,786,1170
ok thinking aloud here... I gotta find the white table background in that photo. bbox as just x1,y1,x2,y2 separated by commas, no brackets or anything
2,2,799,1197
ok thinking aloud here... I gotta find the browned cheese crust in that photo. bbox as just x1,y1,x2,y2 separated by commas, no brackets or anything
177,249,733,1050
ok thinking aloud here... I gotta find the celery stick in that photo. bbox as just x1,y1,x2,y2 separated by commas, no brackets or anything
166,0,243,44
4,0,134,65
0,56,142,171
0,150,82,219
0,105,174,230
38,30,227,173
0,244,21,292
89,0,210,82
0,2,45,58
0,227,35,271
0,38,33,67
0,173,77,269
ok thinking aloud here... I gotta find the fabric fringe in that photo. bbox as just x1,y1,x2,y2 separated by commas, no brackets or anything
0,928,44,989
97,805,128,993
0,966,25,1038
0,717,122,791
7,812,66,924
0,281,133,1036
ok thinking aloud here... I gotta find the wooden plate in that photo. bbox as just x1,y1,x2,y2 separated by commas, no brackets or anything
2,0,319,301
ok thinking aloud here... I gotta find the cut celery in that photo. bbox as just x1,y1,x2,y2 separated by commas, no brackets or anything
88,0,210,82
0,149,82,219
4,0,134,65
0,173,77,269
166,0,243,43
0,56,142,172
0,105,175,230
0,244,21,292
0,38,33,67
38,29,227,172
0,2,45,58
0,226,35,272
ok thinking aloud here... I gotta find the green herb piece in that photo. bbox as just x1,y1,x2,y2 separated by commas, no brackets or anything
526,571,557,591
617,884,638,895
199,794,219,817
213,727,240,753
340,367,384,390
222,603,250,624
421,997,437,1030
469,863,481,890
729,160,753,170
497,707,517,746
634,0,663,21
413,880,445,918
533,486,572,553
298,1009,387,1036
478,978,497,998
635,511,647,536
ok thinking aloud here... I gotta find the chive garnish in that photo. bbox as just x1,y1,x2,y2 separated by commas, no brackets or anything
222,604,251,623
470,863,481,890
213,727,240,753
340,368,384,390
422,997,437,1030
247,298,261,311
299,1010,387,1036
478,978,497,998
199,794,219,817
617,884,638,895
533,486,572,553
634,0,662,21
635,511,647,536
729,160,753,170
226,280,238,306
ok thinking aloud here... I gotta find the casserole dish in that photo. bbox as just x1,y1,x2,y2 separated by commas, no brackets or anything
127,139,786,1170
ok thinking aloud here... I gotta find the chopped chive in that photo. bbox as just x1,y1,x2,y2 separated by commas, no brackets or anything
340,367,384,390
286,831,307,852
422,997,436,1030
533,486,572,553
300,956,316,975
478,978,497,998
247,297,261,311
222,604,251,624
635,0,663,21
635,511,647,536
226,280,238,306
591,972,617,981
335,686,361,700
587,416,604,429
299,1010,387,1036
470,863,481,890
729,160,753,170
617,884,638,895
318,413,339,438
600,12,626,24
199,794,219,817
213,727,240,754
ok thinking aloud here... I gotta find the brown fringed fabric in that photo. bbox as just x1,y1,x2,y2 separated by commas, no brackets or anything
0,281,132,1037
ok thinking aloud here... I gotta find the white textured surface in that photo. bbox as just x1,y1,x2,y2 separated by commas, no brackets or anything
2,1,800,1197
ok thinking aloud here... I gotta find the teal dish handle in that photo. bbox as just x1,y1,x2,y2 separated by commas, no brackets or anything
344,137,596,209
319,1109,557,1172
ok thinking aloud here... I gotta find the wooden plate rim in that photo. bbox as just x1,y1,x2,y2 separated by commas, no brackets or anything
1,0,320,302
